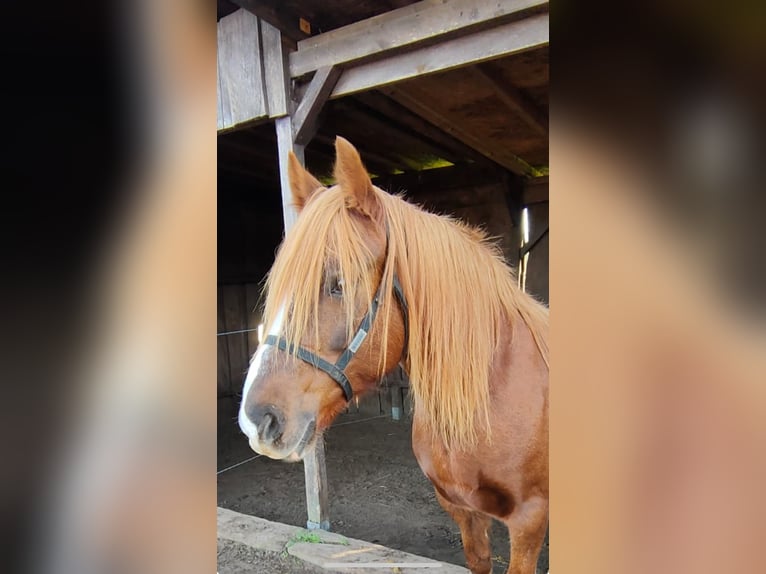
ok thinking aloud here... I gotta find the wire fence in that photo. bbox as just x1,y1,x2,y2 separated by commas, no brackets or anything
217,327,260,337
216,414,391,475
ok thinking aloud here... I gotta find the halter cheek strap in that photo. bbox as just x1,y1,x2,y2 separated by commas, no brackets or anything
264,335,355,401
264,275,408,402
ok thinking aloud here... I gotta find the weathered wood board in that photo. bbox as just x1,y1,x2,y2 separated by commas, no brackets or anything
218,9,268,130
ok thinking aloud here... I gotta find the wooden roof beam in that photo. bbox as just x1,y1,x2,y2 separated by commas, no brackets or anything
474,65,548,136
290,0,548,78
384,86,536,177
330,12,548,99
354,91,492,167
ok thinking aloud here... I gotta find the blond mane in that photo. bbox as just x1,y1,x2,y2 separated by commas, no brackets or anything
263,185,549,449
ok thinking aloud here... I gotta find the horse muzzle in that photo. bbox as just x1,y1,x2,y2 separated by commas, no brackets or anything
240,403,317,461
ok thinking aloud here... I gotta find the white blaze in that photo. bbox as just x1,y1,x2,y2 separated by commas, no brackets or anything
238,305,285,441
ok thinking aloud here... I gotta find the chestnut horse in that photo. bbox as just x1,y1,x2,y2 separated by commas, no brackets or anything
239,137,549,574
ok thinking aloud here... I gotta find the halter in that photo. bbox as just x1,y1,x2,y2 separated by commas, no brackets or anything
264,272,408,402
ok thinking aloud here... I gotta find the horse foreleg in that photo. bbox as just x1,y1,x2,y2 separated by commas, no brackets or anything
504,496,548,574
434,490,493,574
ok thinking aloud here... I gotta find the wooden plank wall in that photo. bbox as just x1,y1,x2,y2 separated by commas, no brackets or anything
347,367,411,419
218,283,261,397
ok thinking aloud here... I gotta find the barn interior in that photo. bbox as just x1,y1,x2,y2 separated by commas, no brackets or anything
217,1,549,571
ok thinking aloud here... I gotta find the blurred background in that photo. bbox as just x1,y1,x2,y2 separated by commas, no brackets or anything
0,1,763,573
0,1,216,573
552,2,766,573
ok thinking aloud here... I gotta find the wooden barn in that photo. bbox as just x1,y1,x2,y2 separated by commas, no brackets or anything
217,0,549,555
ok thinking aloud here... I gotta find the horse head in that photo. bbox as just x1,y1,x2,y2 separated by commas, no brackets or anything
238,137,406,460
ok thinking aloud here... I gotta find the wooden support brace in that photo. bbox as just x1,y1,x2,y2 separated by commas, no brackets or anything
292,66,342,146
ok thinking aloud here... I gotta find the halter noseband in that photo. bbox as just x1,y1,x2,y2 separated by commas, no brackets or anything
264,274,408,402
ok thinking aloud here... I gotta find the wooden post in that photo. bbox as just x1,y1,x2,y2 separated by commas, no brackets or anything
303,435,330,531
403,388,413,419
264,19,335,532
275,116,303,232
276,118,330,533
391,386,403,421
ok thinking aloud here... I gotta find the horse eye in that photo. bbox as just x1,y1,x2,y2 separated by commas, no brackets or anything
329,277,344,297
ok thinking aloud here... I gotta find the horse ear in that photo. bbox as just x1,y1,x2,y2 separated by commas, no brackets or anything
334,137,378,218
288,151,323,211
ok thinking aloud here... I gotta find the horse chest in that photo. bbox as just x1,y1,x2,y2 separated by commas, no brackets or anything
433,470,515,519
412,427,515,518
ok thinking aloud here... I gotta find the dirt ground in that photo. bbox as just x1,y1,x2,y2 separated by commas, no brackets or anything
218,539,329,574
218,398,549,574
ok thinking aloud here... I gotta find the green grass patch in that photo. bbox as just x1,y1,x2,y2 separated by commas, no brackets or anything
282,529,351,557
292,531,322,544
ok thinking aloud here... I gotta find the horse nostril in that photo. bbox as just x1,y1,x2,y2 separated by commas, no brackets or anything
248,404,284,444
260,412,276,439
